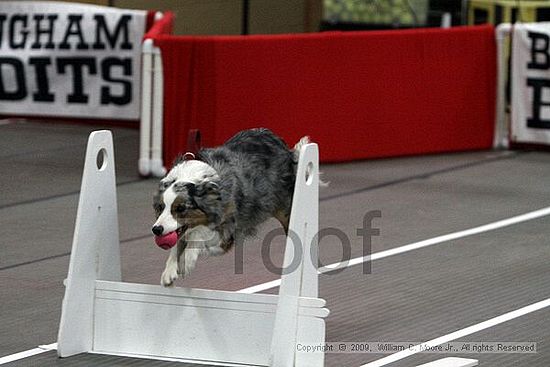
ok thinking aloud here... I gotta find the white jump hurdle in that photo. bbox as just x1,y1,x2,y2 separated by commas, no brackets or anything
57,130,328,366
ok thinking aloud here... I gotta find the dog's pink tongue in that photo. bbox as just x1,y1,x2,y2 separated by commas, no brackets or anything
155,231,178,250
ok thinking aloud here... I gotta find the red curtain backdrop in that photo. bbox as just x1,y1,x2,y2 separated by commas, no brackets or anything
155,25,496,165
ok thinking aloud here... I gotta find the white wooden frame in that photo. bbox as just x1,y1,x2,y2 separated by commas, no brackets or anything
57,130,328,366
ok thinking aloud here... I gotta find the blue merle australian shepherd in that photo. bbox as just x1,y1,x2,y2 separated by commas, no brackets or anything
152,128,311,286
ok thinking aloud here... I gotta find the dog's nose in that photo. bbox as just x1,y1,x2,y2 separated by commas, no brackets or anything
152,225,164,236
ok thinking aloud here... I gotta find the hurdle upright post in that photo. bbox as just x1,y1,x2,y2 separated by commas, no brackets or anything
270,143,322,367
57,131,121,357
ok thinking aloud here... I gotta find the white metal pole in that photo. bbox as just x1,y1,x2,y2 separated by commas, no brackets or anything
139,39,154,176
441,12,452,28
150,46,166,177
139,12,164,177
151,11,167,177
495,23,512,149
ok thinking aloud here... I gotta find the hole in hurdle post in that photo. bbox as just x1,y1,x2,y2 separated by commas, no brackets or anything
96,148,107,171
305,161,314,185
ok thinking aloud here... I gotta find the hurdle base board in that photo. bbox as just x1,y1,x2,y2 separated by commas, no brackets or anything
89,350,264,367
92,281,328,366
415,357,478,367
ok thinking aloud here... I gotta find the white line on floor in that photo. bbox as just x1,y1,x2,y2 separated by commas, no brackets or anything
1,206,550,364
0,343,57,364
360,297,550,367
238,205,550,293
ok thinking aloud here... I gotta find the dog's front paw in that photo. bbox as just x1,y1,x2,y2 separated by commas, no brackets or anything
161,261,179,287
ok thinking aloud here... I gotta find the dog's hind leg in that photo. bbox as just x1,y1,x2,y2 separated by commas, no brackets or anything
274,209,290,235
181,225,222,276
182,248,201,276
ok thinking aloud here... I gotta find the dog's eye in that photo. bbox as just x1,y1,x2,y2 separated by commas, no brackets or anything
174,205,186,214
154,203,165,212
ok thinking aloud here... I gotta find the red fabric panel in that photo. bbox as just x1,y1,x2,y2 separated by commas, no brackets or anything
144,12,174,40
146,11,156,32
156,26,496,165
157,37,217,166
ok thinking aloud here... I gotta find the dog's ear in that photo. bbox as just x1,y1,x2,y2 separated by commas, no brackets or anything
194,181,222,224
196,181,219,196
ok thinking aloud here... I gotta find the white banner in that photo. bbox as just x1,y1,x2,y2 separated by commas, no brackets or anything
0,1,146,120
511,22,550,144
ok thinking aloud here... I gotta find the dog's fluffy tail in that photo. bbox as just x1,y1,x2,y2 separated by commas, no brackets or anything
293,136,310,160
292,136,329,187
